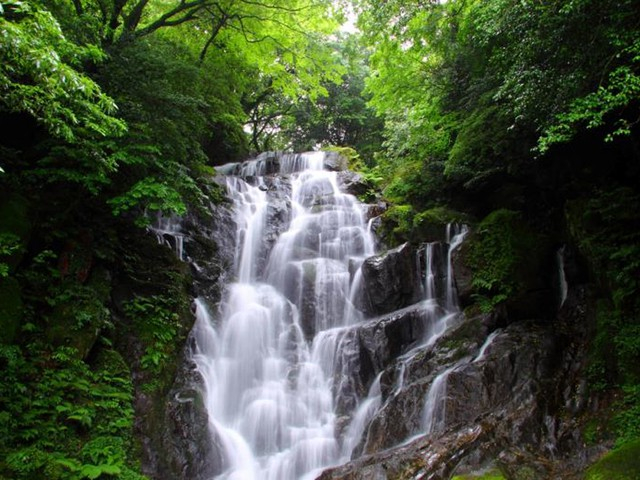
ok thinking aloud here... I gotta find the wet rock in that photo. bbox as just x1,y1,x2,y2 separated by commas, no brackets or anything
158,356,226,479
337,170,371,197
318,423,492,480
452,242,475,307
358,303,445,372
319,283,594,479
419,242,448,304
323,151,349,171
355,243,423,316
334,328,375,416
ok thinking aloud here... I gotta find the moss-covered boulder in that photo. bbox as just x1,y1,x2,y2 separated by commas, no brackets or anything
586,440,640,480
455,209,554,320
452,468,506,480
46,268,112,359
413,206,469,242
378,204,469,245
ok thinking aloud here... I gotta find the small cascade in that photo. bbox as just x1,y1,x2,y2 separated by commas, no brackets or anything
337,224,469,452
445,224,468,311
474,329,501,363
150,214,185,261
422,365,457,434
557,246,568,308
424,242,436,301
340,374,382,461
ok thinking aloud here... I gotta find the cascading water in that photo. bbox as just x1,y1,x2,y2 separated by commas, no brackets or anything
150,213,185,261
341,222,471,454
191,152,376,480
556,245,568,308
419,225,469,434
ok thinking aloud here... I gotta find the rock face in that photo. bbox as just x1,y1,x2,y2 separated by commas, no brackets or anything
337,170,371,197
355,243,423,316
140,197,233,479
155,354,225,479
316,283,595,480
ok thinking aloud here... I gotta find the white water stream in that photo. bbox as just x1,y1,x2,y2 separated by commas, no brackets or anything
192,153,375,480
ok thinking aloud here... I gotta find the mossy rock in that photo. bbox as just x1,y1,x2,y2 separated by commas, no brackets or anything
413,206,469,242
463,209,553,319
452,468,506,480
586,440,640,480
0,276,23,344
379,204,414,245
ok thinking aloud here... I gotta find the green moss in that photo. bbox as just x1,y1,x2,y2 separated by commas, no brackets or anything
440,316,483,358
412,206,468,241
414,206,467,227
452,467,506,479
324,146,359,169
380,204,415,244
46,280,111,359
586,440,640,480
465,209,545,313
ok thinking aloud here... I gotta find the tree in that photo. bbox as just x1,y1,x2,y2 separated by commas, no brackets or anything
355,0,640,202
270,34,384,162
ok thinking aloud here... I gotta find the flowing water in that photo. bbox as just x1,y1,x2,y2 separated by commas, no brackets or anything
186,152,475,479
191,152,375,480
557,245,568,308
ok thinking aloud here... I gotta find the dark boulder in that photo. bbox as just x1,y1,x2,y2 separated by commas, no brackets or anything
358,303,447,372
355,243,423,316
157,355,226,480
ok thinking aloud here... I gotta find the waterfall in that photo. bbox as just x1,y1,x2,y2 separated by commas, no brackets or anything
557,246,568,308
191,152,375,480
422,365,456,434
424,242,436,301
149,213,185,261
445,224,468,311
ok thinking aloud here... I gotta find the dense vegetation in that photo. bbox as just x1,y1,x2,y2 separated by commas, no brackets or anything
1,0,639,478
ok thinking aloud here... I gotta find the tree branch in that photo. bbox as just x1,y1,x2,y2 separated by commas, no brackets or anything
71,0,84,16
133,0,208,38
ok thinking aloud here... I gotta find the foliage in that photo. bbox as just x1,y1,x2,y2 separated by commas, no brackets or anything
539,17,640,152
356,0,640,205
1,0,346,222
0,344,145,480
465,209,538,313
0,232,20,277
275,34,384,161
614,385,640,448
0,1,125,142
124,295,181,373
